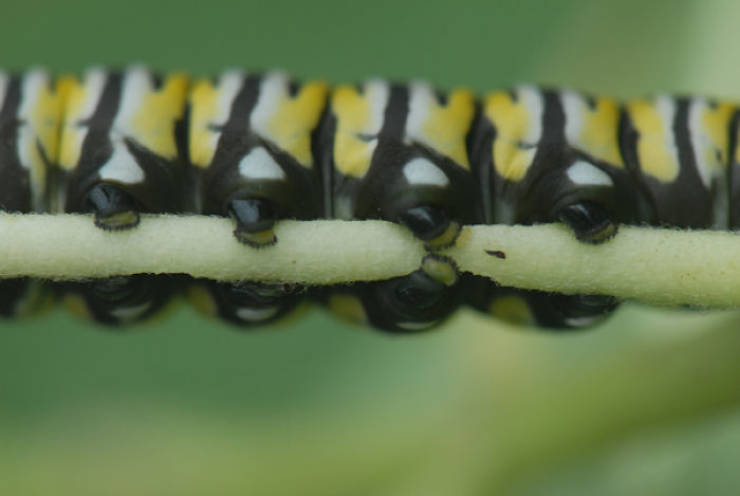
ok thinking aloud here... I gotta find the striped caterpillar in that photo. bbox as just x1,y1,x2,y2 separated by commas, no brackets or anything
0,67,734,332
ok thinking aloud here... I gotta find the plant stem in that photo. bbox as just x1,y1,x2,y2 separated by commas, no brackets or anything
0,213,738,308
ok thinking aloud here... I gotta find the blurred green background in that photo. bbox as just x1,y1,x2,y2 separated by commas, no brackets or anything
2,0,740,494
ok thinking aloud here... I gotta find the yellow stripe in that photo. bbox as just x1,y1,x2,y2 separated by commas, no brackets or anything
578,97,624,167
188,78,220,168
24,73,65,206
332,84,377,178
63,294,91,320
484,90,537,182
488,295,535,326
30,80,64,162
703,102,734,171
420,88,475,169
626,98,679,182
131,72,189,160
328,293,367,325
187,285,218,316
56,75,87,171
267,80,329,168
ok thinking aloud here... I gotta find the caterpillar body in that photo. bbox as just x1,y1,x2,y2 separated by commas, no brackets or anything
0,66,734,332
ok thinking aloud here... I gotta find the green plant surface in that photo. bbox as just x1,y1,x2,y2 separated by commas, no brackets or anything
2,1,740,495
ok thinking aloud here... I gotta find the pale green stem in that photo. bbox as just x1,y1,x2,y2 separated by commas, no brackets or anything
0,212,738,308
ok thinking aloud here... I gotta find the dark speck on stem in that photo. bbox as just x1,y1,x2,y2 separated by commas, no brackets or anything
485,250,506,259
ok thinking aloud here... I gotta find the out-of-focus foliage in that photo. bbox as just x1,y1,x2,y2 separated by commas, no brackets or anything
1,1,739,494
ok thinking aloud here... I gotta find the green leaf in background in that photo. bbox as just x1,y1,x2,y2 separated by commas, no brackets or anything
1,1,740,495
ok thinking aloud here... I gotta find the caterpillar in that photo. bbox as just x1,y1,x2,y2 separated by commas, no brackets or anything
0,66,735,332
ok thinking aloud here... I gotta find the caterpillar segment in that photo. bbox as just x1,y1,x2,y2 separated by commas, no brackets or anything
54,67,191,326
0,70,63,317
620,95,733,229
317,80,477,333
323,257,463,333
4,67,740,333
188,280,306,328
467,88,640,329
466,287,620,329
187,71,328,327
61,275,185,327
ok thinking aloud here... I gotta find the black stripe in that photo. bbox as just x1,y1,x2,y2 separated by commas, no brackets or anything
79,72,123,138
433,88,448,106
150,72,164,90
617,101,658,221
379,83,408,140
466,100,491,223
673,98,698,184
0,75,30,213
617,104,639,175
584,94,597,110
728,110,740,227
212,74,261,152
540,89,565,144
312,94,334,217
75,72,123,171
0,74,21,122
287,78,299,97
